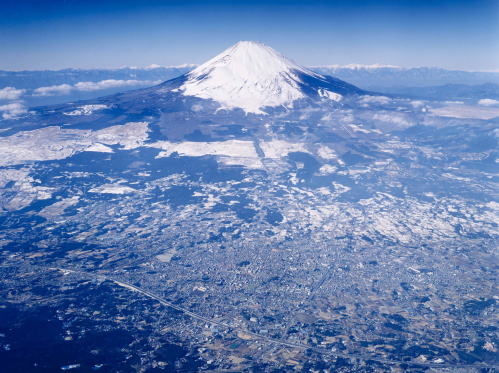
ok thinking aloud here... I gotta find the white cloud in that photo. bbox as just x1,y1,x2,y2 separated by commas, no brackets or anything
431,104,499,120
0,87,26,100
32,79,160,96
33,84,73,96
372,112,412,127
478,98,499,106
0,102,28,119
359,95,392,105
74,79,160,92
410,100,425,108
173,63,197,69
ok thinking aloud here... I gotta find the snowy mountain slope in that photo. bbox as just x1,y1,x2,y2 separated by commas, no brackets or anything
170,41,363,113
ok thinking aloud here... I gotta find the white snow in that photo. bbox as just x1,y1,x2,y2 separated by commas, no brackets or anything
177,41,336,114
93,121,149,149
0,168,54,211
317,145,337,160
259,140,307,159
148,138,313,167
217,156,263,169
64,104,108,116
319,164,337,174
318,89,342,101
348,124,375,134
149,140,263,168
0,121,149,166
84,143,114,153
151,139,257,158
89,184,137,194
39,196,80,218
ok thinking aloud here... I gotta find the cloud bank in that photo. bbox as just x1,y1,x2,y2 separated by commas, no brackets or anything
478,98,499,106
33,84,73,96
0,87,26,100
33,79,161,96
0,102,28,119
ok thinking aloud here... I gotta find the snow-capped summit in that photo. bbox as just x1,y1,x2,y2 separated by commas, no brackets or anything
175,41,362,114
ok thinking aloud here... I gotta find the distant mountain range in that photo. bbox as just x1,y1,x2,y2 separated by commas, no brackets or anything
2,65,498,90
1,61,498,108
312,66,499,89
380,83,499,101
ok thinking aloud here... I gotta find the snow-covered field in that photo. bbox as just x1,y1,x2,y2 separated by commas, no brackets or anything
0,121,149,166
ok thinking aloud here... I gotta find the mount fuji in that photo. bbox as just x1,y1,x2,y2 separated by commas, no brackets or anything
167,41,364,113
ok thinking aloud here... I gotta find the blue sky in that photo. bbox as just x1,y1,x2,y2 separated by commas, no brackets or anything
1,0,498,71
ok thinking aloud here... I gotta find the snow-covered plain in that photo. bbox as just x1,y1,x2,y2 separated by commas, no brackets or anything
0,121,149,166
148,139,318,168
150,140,263,168
89,184,137,194
63,104,108,116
